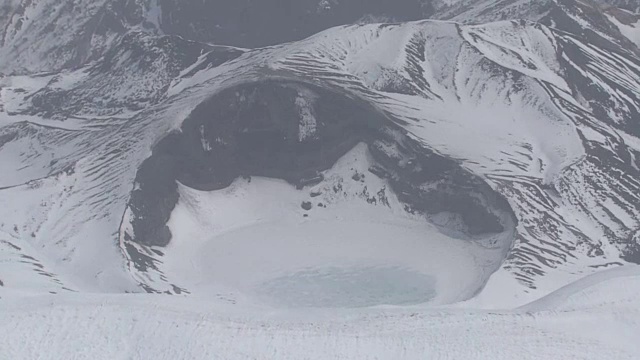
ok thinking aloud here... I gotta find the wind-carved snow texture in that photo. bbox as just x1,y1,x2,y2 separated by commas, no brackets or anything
2,265,640,359
2,1,640,358
0,0,640,318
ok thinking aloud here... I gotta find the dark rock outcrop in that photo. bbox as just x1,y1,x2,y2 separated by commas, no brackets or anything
158,0,434,48
126,80,516,247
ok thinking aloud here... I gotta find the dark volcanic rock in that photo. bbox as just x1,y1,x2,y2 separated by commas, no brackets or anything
128,80,384,246
126,79,516,247
158,0,434,48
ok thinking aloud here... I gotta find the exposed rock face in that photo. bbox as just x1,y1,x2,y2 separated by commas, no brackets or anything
595,0,640,12
1,0,636,74
157,0,434,48
128,80,516,248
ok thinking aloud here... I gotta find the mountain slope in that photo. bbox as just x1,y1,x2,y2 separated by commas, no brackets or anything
2,1,640,358
0,16,638,303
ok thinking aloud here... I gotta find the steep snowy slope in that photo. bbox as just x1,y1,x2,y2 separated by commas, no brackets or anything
607,6,640,46
1,15,640,303
145,19,640,298
0,0,181,75
435,0,640,56
2,0,636,73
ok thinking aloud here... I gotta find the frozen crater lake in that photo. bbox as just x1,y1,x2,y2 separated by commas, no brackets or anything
257,266,436,308
159,145,513,308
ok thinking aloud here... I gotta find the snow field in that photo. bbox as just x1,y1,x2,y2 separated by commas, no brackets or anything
1,265,639,360
162,144,508,308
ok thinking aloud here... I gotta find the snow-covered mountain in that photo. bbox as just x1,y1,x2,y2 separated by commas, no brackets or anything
1,0,640,358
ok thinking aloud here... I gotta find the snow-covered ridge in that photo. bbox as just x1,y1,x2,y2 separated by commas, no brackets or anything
257,20,640,292
0,16,638,302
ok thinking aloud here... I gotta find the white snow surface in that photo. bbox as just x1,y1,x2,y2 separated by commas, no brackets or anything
160,144,509,308
2,15,640,359
1,265,639,359
1,19,637,298
609,14,640,47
